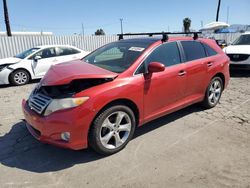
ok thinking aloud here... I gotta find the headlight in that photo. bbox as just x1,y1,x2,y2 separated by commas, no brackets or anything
44,97,89,116
0,64,13,71
0,65,7,71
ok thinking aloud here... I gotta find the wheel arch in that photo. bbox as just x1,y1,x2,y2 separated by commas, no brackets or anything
87,98,140,140
212,72,225,90
95,98,140,126
8,68,32,83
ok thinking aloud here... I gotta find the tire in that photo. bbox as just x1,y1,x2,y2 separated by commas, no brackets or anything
9,69,30,86
202,77,223,109
89,105,136,155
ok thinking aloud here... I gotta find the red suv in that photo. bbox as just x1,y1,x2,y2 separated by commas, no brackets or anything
22,33,230,155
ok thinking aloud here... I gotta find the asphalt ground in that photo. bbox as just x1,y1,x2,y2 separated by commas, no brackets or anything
0,69,249,188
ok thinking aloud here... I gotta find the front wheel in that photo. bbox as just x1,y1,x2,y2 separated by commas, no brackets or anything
202,77,223,109
9,69,30,86
89,105,136,155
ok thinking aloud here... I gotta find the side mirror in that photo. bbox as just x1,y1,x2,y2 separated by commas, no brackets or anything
34,55,42,62
148,62,165,73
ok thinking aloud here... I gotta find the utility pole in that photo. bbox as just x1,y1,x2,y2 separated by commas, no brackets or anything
119,18,123,34
226,6,229,23
81,23,84,36
3,0,12,36
216,0,221,22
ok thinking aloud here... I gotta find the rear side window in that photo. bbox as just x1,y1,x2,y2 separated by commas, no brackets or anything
203,43,218,57
145,42,181,67
57,47,80,56
181,41,206,61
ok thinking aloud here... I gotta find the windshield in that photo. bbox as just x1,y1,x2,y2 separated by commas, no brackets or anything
15,48,40,59
83,41,150,73
232,35,250,45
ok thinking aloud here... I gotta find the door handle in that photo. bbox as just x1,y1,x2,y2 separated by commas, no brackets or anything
53,59,58,62
178,70,186,76
207,62,213,67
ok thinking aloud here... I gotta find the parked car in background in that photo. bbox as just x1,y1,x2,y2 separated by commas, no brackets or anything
23,35,230,155
0,45,89,85
223,32,250,69
215,39,227,49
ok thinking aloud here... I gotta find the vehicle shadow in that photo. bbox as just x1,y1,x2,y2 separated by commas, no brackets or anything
0,79,40,89
230,68,250,78
0,104,204,173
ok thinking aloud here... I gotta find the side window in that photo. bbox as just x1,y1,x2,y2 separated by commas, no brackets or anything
145,42,181,67
57,47,80,56
181,41,206,61
202,43,218,57
34,48,56,59
135,42,181,74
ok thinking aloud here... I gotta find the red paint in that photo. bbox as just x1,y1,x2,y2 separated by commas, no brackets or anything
148,62,165,73
22,37,230,150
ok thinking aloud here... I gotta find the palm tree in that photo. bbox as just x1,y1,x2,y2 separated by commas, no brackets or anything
216,0,221,21
3,0,12,36
183,17,191,33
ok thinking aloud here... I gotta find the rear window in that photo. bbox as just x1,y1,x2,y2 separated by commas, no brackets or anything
203,43,218,57
181,41,206,61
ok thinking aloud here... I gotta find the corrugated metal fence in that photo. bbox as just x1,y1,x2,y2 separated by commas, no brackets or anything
0,33,241,59
0,35,118,59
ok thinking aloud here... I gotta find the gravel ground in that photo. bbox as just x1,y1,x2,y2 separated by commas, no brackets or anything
0,70,249,188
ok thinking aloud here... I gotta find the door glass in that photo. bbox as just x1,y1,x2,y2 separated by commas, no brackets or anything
202,43,218,57
181,41,206,61
35,48,57,59
145,42,181,67
57,47,80,56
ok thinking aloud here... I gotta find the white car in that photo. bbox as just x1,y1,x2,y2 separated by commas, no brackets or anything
0,45,89,85
223,32,250,69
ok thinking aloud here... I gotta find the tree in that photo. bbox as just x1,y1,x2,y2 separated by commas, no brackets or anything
94,29,105,35
3,0,12,36
183,17,191,33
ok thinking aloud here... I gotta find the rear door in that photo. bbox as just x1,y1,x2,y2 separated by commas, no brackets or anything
180,41,208,97
139,42,187,121
55,47,82,63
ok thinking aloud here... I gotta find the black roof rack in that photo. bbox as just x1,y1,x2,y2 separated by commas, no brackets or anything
117,32,202,42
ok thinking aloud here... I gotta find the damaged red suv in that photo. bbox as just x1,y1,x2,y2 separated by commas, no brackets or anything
22,33,230,155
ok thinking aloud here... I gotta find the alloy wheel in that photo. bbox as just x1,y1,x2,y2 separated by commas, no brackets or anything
100,111,132,149
208,79,222,105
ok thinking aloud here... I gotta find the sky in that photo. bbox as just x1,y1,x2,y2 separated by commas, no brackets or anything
0,0,249,35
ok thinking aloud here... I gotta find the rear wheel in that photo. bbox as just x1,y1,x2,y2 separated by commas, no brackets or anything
10,69,30,86
89,105,136,155
202,77,223,108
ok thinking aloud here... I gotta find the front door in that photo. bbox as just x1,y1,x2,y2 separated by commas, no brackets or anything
31,47,57,77
141,42,187,122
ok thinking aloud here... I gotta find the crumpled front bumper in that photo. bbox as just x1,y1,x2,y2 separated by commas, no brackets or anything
22,99,91,150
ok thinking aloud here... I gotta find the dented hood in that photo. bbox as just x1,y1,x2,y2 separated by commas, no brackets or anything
41,60,118,86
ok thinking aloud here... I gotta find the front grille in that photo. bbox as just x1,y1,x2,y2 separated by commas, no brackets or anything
28,93,52,114
227,54,250,62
